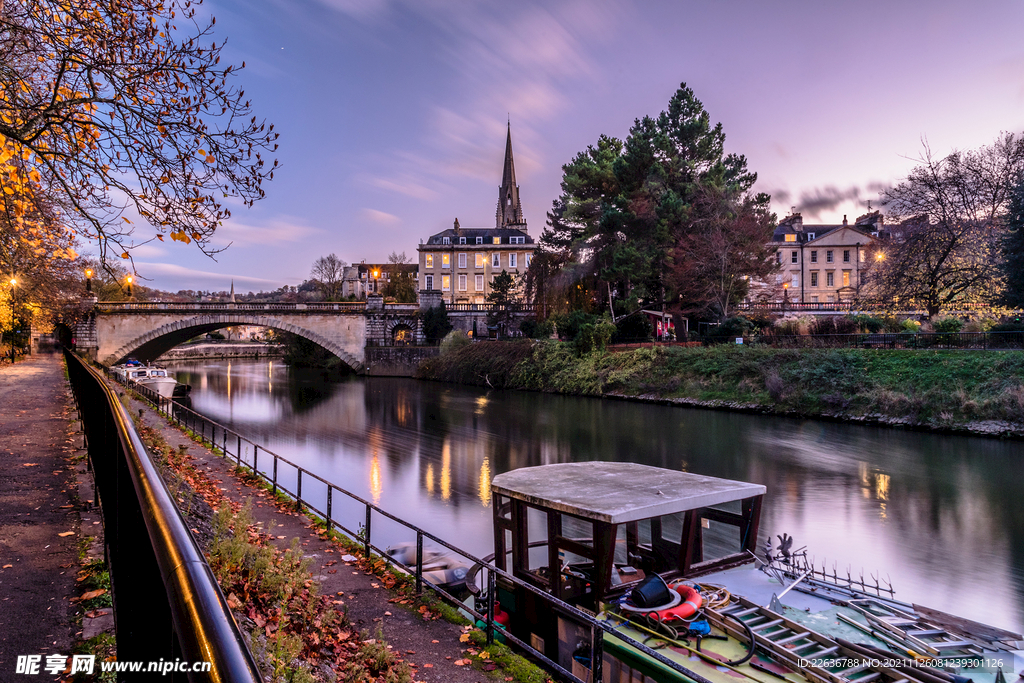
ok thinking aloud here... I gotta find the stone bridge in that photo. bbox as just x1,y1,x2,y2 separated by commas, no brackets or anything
74,292,537,374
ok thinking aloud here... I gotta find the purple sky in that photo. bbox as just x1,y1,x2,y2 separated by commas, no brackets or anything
119,0,1024,293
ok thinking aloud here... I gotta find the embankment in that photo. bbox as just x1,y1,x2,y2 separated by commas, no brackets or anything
416,341,1024,438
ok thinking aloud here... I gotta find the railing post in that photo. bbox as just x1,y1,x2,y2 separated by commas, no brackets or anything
486,568,496,645
590,623,603,683
364,505,372,558
415,532,423,595
253,445,258,475
272,456,278,495
236,435,241,467
326,488,333,532
296,470,303,511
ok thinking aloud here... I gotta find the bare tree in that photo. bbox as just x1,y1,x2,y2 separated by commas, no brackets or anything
310,254,346,301
387,251,410,265
876,133,1024,316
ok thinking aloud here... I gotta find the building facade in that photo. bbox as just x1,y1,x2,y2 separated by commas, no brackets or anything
417,124,537,304
763,211,885,304
341,263,418,300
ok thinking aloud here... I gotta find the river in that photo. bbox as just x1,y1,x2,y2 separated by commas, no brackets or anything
170,359,1024,634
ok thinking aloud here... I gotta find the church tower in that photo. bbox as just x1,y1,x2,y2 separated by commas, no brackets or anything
496,122,527,231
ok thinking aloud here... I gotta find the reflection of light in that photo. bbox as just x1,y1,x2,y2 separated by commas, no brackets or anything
475,396,488,415
875,473,890,501
227,361,232,400
425,463,434,496
478,457,491,507
370,451,382,505
441,440,451,500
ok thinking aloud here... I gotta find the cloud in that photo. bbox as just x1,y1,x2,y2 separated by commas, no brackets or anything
362,208,401,226
368,175,439,200
311,0,391,20
211,217,321,247
133,262,288,290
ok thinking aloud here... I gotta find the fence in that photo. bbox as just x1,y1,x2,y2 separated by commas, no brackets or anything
63,350,261,682
117,367,718,683
738,330,1024,350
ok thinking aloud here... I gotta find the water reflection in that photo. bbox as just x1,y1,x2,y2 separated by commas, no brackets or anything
168,360,1024,632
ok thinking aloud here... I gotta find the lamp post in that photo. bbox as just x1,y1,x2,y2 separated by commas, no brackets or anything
85,268,93,293
125,274,133,300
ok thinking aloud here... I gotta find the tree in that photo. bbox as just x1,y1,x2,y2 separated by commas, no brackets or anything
486,270,517,335
877,133,1024,316
0,0,278,265
999,172,1024,307
310,254,346,301
527,83,765,321
422,302,452,343
382,250,416,303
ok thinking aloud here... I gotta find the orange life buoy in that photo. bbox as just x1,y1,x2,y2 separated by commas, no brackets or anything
650,582,703,622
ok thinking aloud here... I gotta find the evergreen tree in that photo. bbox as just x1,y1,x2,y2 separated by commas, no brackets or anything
486,270,517,335
422,303,452,343
1000,173,1024,308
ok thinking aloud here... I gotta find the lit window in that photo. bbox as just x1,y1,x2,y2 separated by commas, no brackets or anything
475,253,486,268
784,234,796,242
493,237,501,244
842,271,850,287
442,253,450,268
458,274,467,291
475,274,484,291
458,253,466,269
492,253,500,267
425,254,433,268
442,275,451,291
509,253,517,268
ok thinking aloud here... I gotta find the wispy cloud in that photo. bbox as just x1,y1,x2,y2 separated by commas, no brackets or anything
134,262,287,290
362,208,401,225
211,217,322,246
368,175,440,200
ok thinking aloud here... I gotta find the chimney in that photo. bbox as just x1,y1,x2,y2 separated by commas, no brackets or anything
843,215,848,226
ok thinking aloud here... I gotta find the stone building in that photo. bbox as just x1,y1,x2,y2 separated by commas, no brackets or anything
417,124,536,304
764,211,886,304
341,262,418,300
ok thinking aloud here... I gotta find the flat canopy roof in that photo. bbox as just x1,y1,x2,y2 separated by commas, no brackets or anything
491,462,766,524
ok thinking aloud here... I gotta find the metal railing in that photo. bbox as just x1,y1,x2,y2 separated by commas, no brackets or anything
119,371,716,683
64,351,261,682
736,330,1024,349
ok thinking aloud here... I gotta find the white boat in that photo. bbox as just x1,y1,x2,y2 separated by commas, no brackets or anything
112,362,180,398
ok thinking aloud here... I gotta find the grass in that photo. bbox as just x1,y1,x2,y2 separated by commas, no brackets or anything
418,341,1024,430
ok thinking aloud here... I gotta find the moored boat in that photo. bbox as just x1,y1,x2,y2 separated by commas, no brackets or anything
112,360,182,398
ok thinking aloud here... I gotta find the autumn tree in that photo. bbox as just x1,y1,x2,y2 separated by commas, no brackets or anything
526,83,766,321
382,250,416,303
310,253,346,301
0,0,278,267
876,133,1024,316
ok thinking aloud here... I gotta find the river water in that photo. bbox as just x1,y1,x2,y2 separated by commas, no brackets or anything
170,359,1024,633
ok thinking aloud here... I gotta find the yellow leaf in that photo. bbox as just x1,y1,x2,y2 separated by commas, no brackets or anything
191,231,201,240
205,155,216,164
459,633,471,643
197,149,207,157
122,216,132,223
120,252,129,259
58,531,75,537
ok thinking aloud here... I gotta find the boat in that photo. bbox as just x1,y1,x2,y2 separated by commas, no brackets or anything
385,542,472,598
470,462,1022,683
112,360,182,398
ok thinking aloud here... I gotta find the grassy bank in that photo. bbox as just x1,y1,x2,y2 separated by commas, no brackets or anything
417,341,1024,434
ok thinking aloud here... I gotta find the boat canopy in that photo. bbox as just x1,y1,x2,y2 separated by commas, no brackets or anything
491,462,766,524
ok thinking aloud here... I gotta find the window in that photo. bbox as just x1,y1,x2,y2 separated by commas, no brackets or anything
425,274,433,290
827,294,835,302
775,252,782,265
807,232,816,240
475,274,484,291
425,254,434,268
826,250,834,263
509,253,518,268
810,250,817,263
441,253,450,268
510,236,525,244
492,253,500,267
476,236,483,244
459,237,466,245
458,274,467,291
442,275,451,291
525,253,532,267
810,272,818,287
442,236,450,245
842,271,850,287
791,274,800,288
493,237,501,244
476,253,486,268
826,271,834,287
811,295,819,303
791,251,798,264
784,233,796,242
860,249,866,261
843,250,850,263
775,274,782,284
458,253,466,269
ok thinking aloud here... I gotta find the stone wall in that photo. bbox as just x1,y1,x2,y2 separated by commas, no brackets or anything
363,346,439,376
157,343,285,361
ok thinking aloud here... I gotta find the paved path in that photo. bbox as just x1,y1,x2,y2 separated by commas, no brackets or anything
0,354,80,675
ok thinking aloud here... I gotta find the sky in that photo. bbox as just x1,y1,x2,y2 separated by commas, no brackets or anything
118,0,1024,293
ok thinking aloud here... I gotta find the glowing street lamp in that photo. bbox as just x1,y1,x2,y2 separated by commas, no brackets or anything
125,274,133,298
85,268,93,292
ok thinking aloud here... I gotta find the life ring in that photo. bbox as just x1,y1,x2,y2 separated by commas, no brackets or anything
650,583,703,623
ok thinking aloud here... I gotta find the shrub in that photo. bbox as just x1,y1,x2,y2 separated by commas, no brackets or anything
809,316,858,335
901,319,922,333
705,316,753,341
773,318,803,336
519,318,554,338
612,313,653,343
991,319,1024,332
931,316,964,334
848,314,885,333
422,303,453,342
440,330,471,354
550,310,599,341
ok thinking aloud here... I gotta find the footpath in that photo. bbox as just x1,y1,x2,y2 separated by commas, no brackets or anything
0,354,80,674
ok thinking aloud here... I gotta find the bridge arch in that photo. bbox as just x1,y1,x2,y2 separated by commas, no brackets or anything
102,314,365,372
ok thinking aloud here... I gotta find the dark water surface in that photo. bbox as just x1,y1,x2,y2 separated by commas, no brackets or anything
171,359,1024,632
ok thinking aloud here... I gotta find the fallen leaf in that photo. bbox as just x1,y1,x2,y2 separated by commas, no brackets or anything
454,659,470,666
2,564,11,569
431,640,439,644
23,463,39,467
422,663,433,668
384,611,392,616
459,633,471,643
226,593,242,610
81,589,107,600
58,532,75,537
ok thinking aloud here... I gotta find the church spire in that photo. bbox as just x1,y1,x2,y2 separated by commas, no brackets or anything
496,121,526,231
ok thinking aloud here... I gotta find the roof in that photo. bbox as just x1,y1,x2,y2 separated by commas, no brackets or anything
491,462,766,524
422,227,534,246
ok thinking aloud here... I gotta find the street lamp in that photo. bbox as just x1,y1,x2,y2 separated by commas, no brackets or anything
85,268,93,293
125,274,133,299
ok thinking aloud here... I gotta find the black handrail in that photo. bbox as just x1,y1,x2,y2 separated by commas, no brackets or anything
117,365,715,683
64,350,261,682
